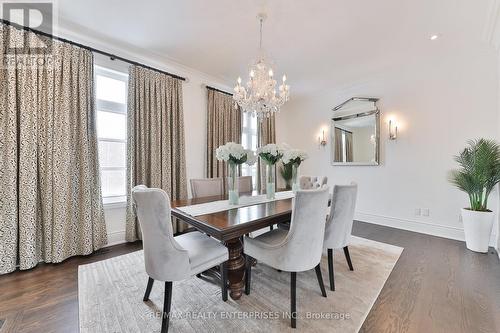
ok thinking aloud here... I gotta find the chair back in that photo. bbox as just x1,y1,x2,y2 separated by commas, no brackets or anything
238,176,253,193
132,185,191,281
190,178,224,198
324,183,358,249
299,176,328,189
282,187,330,271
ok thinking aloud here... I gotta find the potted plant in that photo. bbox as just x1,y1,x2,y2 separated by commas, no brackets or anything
449,139,500,253
216,142,256,205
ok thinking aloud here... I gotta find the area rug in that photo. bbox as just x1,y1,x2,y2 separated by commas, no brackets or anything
78,236,403,332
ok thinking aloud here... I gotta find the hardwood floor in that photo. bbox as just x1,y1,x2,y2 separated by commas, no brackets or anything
0,222,498,333
355,222,500,333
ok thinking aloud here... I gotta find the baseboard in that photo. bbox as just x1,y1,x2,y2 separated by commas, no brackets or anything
355,212,498,247
105,230,127,247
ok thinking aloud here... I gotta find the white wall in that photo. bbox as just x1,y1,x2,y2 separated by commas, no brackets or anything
276,43,500,246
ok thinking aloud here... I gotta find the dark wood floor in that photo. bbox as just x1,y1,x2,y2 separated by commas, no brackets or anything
0,221,499,333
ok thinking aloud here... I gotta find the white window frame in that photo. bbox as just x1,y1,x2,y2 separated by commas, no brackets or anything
241,112,258,190
95,65,128,205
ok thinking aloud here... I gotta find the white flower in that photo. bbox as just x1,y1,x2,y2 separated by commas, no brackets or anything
256,143,285,157
282,148,308,165
216,142,256,165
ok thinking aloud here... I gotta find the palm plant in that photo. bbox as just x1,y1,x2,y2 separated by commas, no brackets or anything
449,139,500,211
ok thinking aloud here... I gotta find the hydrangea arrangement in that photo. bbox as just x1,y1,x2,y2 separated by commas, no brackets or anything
281,147,308,192
256,143,285,165
282,149,308,166
216,142,256,165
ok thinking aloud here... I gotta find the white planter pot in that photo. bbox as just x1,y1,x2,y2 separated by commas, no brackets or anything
461,208,494,253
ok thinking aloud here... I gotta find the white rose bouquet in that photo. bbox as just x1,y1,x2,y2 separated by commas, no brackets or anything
216,142,256,165
282,149,308,166
257,143,286,199
281,147,308,192
256,143,284,165
216,142,255,205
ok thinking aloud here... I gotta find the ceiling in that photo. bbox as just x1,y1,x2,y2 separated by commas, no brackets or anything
56,0,495,95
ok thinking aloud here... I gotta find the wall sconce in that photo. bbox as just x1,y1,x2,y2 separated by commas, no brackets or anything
318,129,327,147
389,120,398,140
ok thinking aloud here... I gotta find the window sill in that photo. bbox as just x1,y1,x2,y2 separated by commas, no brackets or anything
103,196,127,209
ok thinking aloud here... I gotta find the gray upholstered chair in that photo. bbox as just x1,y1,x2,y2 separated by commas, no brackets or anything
190,178,224,198
132,185,229,333
299,175,328,189
243,187,330,328
324,183,358,291
238,176,253,193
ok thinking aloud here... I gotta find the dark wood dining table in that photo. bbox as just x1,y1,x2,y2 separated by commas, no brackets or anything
170,192,293,300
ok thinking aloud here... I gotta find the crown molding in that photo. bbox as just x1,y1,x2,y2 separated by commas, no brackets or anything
53,18,233,89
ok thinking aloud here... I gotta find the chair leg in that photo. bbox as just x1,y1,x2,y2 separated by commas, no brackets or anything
220,262,228,301
328,249,335,291
161,281,173,333
315,264,327,297
245,255,252,295
343,246,354,271
290,272,297,328
143,277,154,301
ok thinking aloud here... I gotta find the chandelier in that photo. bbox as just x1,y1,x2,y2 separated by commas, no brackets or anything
233,13,290,119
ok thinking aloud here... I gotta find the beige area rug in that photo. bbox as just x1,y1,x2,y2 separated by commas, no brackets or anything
78,237,403,333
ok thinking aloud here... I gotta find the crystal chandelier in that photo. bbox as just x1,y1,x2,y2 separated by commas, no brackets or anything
233,13,290,119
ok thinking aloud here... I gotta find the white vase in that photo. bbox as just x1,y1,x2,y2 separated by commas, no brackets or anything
227,163,239,205
461,208,494,253
266,163,276,199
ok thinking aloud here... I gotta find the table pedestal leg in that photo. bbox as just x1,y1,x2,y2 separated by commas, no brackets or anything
225,237,245,300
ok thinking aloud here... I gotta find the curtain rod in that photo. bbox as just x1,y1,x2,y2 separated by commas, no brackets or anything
206,85,233,96
0,19,187,81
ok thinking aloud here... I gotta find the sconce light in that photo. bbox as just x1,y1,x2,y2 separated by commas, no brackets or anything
389,120,398,140
318,129,327,147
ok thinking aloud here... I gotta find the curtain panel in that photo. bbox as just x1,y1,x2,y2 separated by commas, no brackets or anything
257,115,277,193
206,89,242,183
0,24,107,274
334,127,343,162
345,131,353,162
125,66,188,241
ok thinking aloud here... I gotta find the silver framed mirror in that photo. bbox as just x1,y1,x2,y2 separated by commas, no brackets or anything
331,97,380,166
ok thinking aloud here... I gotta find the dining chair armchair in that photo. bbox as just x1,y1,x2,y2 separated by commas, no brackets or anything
324,183,358,291
299,175,328,189
190,178,224,198
132,185,229,333
238,176,253,193
243,187,330,328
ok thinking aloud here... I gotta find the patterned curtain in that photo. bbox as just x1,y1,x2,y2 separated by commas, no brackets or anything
334,127,343,162
257,115,277,193
206,88,242,184
125,66,188,241
0,24,107,275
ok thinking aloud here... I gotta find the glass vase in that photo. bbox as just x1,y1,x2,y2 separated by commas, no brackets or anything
266,163,276,200
227,162,239,205
291,164,300,192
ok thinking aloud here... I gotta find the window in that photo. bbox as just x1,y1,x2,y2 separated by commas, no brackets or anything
95,66,128,204
241,111,258,190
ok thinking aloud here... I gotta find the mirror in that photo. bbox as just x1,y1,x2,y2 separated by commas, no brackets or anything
331,97,380,165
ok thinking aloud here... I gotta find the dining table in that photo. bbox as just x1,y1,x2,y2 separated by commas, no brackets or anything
170,191,294,300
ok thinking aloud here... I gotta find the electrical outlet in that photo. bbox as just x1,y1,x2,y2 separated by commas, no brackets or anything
422,208,430,217
415,208,421,216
